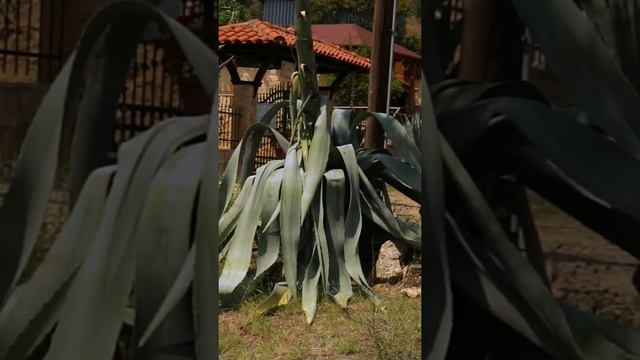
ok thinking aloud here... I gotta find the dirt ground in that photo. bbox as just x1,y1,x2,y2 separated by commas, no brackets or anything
387,187,640,329
529,192,640,328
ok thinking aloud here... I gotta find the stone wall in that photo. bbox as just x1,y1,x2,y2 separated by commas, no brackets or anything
0,82,49,160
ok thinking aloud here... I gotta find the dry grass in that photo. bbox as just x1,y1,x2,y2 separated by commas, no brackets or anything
219,284,421,360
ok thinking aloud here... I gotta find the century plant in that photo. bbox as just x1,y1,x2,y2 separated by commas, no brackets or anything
216,0,421,322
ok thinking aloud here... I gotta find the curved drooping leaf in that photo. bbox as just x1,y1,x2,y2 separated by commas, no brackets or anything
134,143,205,357
301,105,330,220
442,97,640,227
440,133,587,359
0,1,222,358
352,111,421,169
509,0,640,156
221,118,290,214
432,80,549,116
0,57,74,306
447,212,640,360
323,170,353,308
489,98,640,222
420,74,452,360
280,147,302,298
336,145,377,303
358,168,421,249
0,166,115,360
358,152,421,202
238,101,290,182
45,117,208,360
304,191,326,325
513,148,640,258
256,169,284,278
219,160,284,294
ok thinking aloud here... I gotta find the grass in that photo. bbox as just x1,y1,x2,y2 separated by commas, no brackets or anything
218,284,421,359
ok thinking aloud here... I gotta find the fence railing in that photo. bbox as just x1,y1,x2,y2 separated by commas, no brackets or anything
0,0,67,82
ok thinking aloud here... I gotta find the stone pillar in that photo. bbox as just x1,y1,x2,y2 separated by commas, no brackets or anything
320,89,332,112
280,61,295,83
233,84,257,140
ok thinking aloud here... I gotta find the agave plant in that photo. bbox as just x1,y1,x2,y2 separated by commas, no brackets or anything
215,88,421,322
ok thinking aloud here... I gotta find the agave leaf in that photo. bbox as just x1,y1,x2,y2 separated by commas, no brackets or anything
440,134,584,359
352,111,421,169
239,101,291,182
0,57,74,305
420,74,452,360
358,152,421,202
488,98,640,222
219,176,255,248
300,105,330,220
222,117,290,214
134,144,205,357
335,145,377,303
301,243,322,325
358,168,421,249
0,166,115,359
219,160,284,294
432,80,548,116
323,170,353,308
255,283,291,316
256,169,284,278
446,219,566,356
510,0,640,156
331,108,359,147
45,117,207,360
448,213,640,360
138,245,194,349
445,97,640,225
514,148,640,258
304,186,327,324
280,147,303,298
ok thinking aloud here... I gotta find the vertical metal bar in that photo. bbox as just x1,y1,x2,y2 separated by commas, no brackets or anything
150,44,159,126
156,44,164,121
140,44,149,131
15,0,21,74
47,0,54,76
2,0,11,72
25,0,32,76
57,0,65,74
132,46,141,133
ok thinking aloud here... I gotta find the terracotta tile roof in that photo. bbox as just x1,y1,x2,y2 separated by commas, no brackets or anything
219,20,371,71
311,24,421,62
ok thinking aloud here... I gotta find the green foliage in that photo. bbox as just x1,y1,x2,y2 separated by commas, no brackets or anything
219,0,252,24
309,0,416,25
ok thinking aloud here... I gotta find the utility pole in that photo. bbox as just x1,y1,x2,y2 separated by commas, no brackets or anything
364,0,395,149
459,0,523,82
203,0,218,50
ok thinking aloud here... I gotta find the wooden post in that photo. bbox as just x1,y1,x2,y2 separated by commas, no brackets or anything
364,0,395,149
459,0,524,82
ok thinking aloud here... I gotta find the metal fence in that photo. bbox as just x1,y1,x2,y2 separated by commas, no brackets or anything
254,83,290,166
114,43,182,146
218,93,239,150
0,0,66,82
